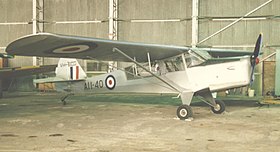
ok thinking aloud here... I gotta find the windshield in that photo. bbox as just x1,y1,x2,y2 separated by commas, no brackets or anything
185,52,204,67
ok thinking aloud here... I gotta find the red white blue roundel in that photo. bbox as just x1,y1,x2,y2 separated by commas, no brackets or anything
105,75,116,90
52,45,89,54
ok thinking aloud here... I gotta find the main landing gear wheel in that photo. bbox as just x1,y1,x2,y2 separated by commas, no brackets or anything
177,105,193,120
211,100,226,114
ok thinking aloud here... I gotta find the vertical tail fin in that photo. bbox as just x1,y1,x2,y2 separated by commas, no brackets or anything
56,58,87,80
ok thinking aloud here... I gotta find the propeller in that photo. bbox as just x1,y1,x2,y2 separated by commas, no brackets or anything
250,34,262,86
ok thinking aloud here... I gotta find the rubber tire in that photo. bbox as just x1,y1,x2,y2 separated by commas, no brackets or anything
211,100,226,114
176,105,193,120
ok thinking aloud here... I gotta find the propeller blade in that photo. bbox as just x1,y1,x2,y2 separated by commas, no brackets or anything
252,34,262,60
250,34,263,86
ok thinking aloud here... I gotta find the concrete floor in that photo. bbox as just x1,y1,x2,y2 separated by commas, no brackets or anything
0,92,280,152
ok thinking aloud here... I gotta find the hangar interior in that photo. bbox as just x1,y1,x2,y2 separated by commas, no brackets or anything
0,0,279,97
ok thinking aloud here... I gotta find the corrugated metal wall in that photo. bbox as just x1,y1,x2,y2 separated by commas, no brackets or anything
118,0,192,45
43,0,109,65
44,0,108,37
0,0,32,45
0,0,33,67
199,0,280,48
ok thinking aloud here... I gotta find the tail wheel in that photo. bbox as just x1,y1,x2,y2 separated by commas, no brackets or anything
211,100,225,114
176,105,193,120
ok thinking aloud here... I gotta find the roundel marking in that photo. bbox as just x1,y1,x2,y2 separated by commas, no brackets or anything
52,45,90,54
105,75,116,90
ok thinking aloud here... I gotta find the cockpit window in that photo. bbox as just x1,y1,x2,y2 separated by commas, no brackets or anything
124,49,211,79
161,50,208,73
164,56,185,72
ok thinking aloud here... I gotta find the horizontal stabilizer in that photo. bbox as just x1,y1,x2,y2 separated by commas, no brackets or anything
34,77,85,84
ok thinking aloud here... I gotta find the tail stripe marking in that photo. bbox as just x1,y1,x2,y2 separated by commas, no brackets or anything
76,66,79,80
70,67,73,80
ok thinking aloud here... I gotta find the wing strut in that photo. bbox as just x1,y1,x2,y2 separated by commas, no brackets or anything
113,48,182,93
147,52,152,71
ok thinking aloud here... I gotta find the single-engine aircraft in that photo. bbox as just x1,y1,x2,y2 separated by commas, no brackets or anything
5,33,262,119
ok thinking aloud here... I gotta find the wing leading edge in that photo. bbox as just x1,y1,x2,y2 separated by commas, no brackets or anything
6,33,189,62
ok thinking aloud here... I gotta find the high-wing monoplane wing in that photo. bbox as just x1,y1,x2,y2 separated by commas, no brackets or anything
6,33,189,62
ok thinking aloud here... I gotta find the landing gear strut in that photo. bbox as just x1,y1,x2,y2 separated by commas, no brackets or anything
176,105,193,120
61,93,74,105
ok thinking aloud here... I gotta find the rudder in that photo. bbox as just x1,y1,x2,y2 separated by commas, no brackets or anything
56,58,87,80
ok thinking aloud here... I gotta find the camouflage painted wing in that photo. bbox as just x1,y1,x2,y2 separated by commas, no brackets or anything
6,33,189,62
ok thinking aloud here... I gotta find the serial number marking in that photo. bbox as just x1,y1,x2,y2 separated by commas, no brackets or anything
85,80,104,89
60,61,77,67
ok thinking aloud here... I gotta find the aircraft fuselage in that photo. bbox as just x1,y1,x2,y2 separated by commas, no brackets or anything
82,56,251,95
